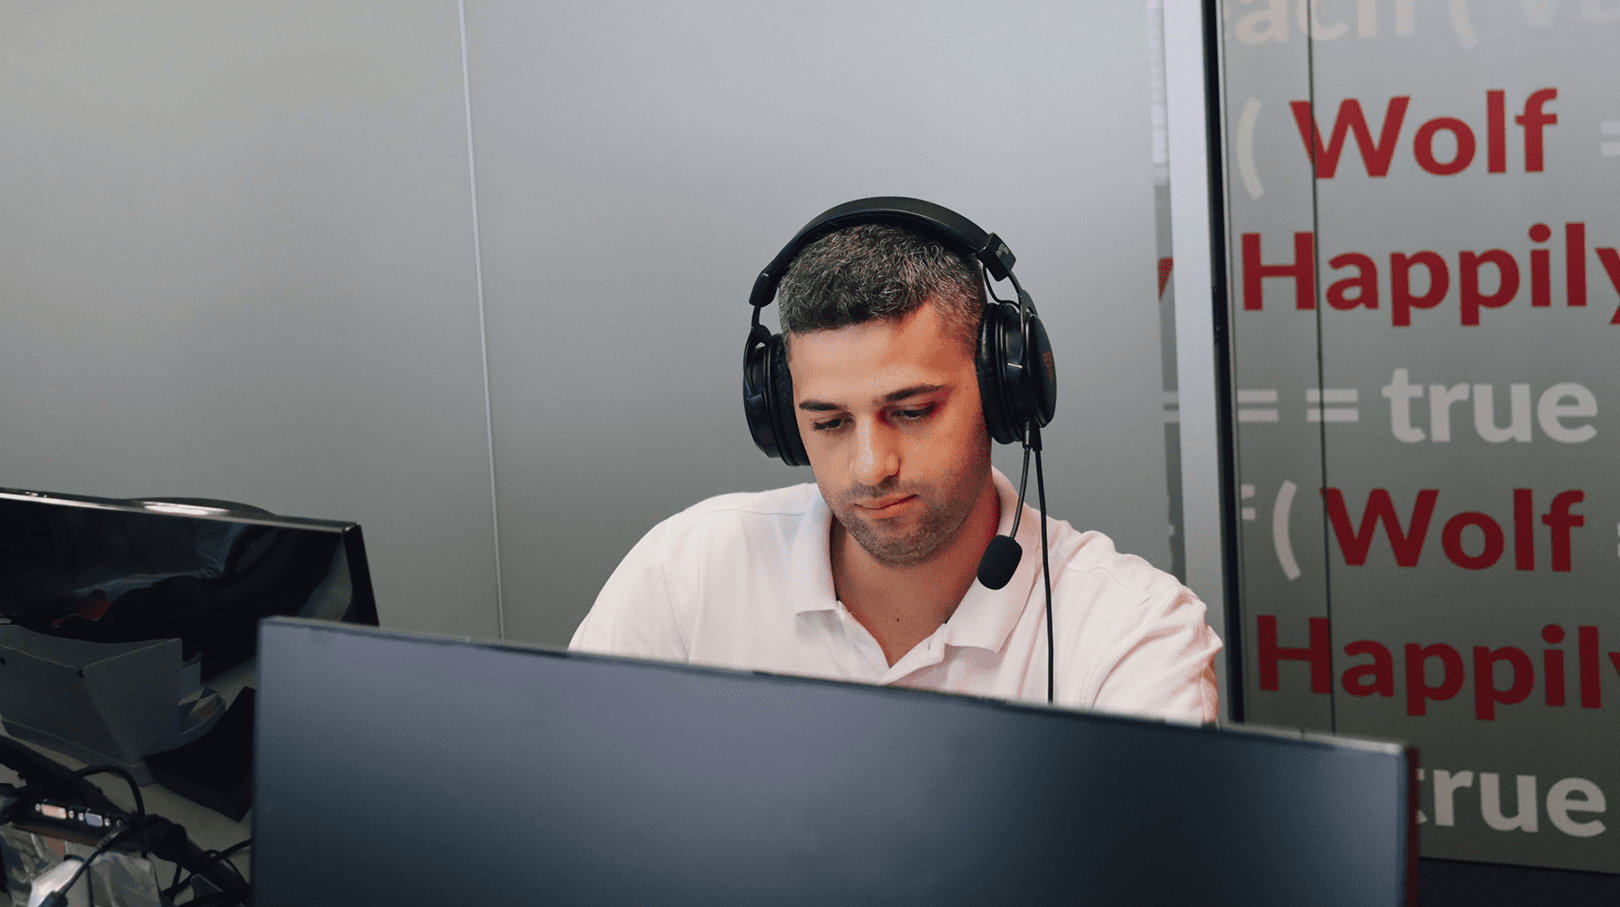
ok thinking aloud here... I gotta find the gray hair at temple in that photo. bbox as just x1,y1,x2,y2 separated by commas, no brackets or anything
776,223,985,354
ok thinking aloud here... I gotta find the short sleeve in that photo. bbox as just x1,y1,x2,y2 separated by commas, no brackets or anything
569,521,690,661
1083,585,1222,723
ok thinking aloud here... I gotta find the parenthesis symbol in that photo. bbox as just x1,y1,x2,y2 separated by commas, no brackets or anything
1238,97,1264,200
1448,0,1478,48
1272,480,1301,580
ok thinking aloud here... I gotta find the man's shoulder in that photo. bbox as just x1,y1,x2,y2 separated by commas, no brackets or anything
1047,522,1187,599
666,482,820,523
639,482,822,548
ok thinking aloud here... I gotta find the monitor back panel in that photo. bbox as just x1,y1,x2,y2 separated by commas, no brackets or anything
0,488,377,679
254,619,1413,907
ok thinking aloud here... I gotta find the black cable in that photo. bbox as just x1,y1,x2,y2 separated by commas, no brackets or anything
36,824,131,907
983,255,1052,701
139,815,253,904
58,765,147,853
1036,443,1053,704
166,838,251,899
3,744,249,904
1043,443,1056,702
181,889,252,907
984,264,1013,306
0,738,121,817
1,762,149,862
205,835,252,861
0,782,25,825
1008,442,1032,539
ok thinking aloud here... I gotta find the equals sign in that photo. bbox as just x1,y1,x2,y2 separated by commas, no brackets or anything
1306,388,1358,422
1604,121,1620,158
1236,389,1279,423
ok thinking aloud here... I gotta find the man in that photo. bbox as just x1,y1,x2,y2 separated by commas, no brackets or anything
571,200,1220,722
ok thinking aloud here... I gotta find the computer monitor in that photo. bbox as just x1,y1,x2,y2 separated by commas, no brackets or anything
254,619,1416,906
0,487,376,674
0,486,377,803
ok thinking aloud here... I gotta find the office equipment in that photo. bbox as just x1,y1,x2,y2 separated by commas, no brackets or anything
1,735,250,907
254,619,1416,906
0,486,376,791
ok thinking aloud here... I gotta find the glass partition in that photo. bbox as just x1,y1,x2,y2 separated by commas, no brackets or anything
1211,0,1620,878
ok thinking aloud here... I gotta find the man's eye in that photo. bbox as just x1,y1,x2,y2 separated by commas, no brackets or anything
810,418,846,432
895,405,936,422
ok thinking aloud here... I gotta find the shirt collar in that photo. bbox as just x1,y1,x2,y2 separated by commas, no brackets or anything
789,485,840,615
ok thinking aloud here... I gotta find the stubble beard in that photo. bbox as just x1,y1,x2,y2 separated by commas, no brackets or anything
828,437,993,569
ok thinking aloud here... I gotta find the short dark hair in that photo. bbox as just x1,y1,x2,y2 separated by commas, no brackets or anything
777,223,984,352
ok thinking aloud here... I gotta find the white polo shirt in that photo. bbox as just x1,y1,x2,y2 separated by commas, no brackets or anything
571,469,1221,722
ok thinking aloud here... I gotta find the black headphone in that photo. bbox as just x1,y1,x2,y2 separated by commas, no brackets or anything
743,197,1057,466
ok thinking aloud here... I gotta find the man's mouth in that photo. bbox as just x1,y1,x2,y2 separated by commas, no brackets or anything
856,495,915,513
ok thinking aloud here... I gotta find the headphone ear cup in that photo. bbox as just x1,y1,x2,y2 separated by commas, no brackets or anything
744,325,809,465
977,301,1021,445
768,336,808,467
1022,309,1058,429
744,325,783,460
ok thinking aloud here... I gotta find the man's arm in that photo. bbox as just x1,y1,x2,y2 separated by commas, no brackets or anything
569,523,690,661
1059,576,1223,724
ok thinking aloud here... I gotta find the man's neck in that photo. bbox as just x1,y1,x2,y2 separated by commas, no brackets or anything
829,476,1002,667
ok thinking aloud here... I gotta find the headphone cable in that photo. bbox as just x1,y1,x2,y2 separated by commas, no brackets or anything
1036,438,1053,704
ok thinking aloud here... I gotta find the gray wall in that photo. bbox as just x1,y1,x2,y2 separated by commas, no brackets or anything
2,1,1177,648
0,0,499,638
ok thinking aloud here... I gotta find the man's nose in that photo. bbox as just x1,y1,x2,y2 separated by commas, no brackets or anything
851,420,900,488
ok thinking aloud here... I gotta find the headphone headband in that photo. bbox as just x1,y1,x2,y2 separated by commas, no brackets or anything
742,197,1055,466
748,196,1017,311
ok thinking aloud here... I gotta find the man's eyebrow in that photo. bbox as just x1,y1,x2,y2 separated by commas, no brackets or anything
881,383,947,404
797,384,947,412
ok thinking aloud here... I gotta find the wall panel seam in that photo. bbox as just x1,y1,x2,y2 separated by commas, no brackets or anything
460,0,506,639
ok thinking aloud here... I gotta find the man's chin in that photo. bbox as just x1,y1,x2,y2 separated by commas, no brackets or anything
841,519,944,569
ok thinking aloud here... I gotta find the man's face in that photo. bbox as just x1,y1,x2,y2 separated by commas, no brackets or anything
788,302,993,568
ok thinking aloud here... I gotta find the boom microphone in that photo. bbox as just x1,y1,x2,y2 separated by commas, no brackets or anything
976,535,1023,590
976,426,1039,590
